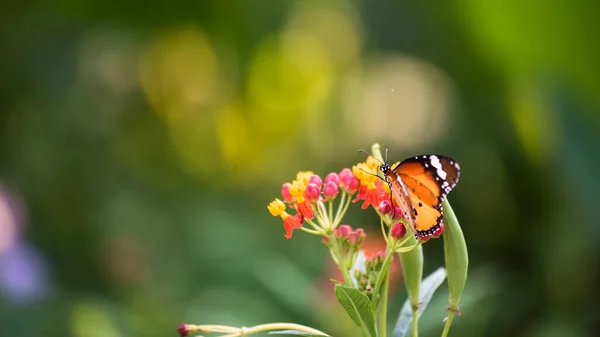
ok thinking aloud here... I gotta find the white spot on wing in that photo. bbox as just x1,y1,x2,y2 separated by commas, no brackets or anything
429,155,447,180
430,155,441,169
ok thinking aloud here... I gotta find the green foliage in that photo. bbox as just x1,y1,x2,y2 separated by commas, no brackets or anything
334,285,377,337
393,268,447,337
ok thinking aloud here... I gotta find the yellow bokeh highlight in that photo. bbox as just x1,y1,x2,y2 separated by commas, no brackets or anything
508,77,555,164
286,0,362,66
135,2,365,185
214,102,258,174
140,26,219,113
342,54,455,150
139,26,224,180
245,0,363,152
246,34,332,138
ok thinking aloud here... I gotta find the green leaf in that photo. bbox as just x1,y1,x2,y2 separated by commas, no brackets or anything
334,284,377,337
268,330,329,336
392,267,447,337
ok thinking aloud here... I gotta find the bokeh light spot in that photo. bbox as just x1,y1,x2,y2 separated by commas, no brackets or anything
508,77,556,164
140,26,220,114
0,189,18,254
343,54,456,149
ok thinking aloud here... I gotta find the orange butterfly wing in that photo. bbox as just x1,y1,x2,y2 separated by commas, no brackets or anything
387,155,460,238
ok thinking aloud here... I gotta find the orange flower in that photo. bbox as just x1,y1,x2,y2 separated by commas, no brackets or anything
297,201,315,220
283,213,304,239
351,156,395,211
353,178,387,210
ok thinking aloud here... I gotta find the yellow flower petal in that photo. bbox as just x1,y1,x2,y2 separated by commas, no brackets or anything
365,156,381,170
353,162,377,184
267,198,286,217
296,171,314,186
289,180,305,197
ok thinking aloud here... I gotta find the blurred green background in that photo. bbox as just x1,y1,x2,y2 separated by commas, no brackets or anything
1,0,600,336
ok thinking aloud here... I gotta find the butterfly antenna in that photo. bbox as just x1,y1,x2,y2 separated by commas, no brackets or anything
357,149,372,157
385,148,388,163
357,149,384,165
358,166,378,178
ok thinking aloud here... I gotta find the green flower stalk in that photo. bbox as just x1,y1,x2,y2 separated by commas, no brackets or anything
441,199,468,337
177,322,329,337
398,237,423,337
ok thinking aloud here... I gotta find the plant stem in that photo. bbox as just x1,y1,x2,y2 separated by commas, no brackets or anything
333,193,352,228
380,217,390,246
328,200,333,225
329,234,352,284
371,248,394,311
441,310,455,337
332,191,347,226
411,306,419,337
378,272,390,337
243,323,329,336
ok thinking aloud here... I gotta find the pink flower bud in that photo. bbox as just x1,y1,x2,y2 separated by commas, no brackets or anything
339,169,359,193
325,172,340,186
344,175,360,193
336,224,353,238
339,168,352,179
323,181,339,199
365,251,386,269
392,207,403,219
378,200,393,214
304,183,320,202
308,174,323,189
349,228,366,245
177,324,190,337
390,222,407,240
281,183,294,202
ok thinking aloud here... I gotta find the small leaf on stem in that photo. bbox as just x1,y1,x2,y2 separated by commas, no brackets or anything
334,285,377,337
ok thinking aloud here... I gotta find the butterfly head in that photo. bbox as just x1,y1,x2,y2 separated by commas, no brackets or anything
380,163,391,174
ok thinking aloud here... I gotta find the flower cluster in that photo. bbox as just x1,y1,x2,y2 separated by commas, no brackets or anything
267,169,359,239
322,224,366,271
354,251,387,299
182,144,468,337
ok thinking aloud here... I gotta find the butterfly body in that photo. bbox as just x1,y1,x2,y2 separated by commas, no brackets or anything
380,155,460,240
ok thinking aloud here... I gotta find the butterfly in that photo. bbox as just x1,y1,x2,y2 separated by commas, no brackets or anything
379,154,460,240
